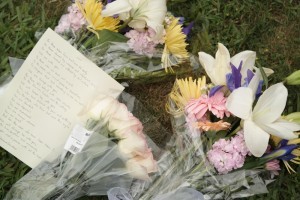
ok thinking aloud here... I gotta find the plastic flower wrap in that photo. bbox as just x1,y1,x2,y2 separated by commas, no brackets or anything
51,0,197,82
4,93,160,200
110,44,300,200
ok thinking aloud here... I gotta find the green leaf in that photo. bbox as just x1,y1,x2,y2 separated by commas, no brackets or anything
97,29,128,44
257,62,269,89
285,70,300,85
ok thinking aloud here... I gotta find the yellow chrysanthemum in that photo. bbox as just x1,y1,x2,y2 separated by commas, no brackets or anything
166,77,206,115
76,0,119,37
162,18,189,72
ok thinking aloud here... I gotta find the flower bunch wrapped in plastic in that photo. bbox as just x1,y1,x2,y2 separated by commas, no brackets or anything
117,43,300,200
53,0,197,82
5,94,158,200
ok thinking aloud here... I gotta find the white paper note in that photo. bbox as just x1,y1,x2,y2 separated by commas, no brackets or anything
0,28,124,168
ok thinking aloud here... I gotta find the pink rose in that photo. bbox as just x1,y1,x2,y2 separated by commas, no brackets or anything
126,159,150,181
118,132,149,158
109,116,144,139
126,153,158,180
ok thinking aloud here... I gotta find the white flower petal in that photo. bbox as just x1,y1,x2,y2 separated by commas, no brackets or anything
244,120,270,157
231,50,256,79
226,87,253,120
214,43,231,85
253,83,287,124
146,22,164,40
128,19,146,29
101,0,132,17
248,71,262,96
126,158,150,180
260,119,299,140
198,52,216,84
253,66,274,77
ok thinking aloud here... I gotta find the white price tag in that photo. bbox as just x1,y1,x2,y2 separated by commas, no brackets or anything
64,124,93,154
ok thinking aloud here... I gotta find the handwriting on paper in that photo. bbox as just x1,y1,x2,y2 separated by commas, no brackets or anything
0,28,124,168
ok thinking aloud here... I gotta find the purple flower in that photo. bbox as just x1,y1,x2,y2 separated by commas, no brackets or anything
182,22,194,37
226,62,263,97
263,139,298,161
226,61,243,92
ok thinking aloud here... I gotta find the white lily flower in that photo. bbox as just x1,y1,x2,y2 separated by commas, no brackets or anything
102,0,167,39
198,43,257,86
226,83,300,157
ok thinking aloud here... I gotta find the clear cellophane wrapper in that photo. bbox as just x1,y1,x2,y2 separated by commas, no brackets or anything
3,92,167,200
119,99,274,200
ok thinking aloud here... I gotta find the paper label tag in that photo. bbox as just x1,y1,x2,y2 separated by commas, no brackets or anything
64,124,93,154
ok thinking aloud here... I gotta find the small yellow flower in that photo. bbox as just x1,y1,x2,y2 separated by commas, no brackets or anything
162,18,189,72
76,0,120,37
166,77,206,115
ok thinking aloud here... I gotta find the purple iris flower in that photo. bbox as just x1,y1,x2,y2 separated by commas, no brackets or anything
226,61,243,92
178,17,185,24
182,22,194,37
209,85,223,97
263,139,298,161
226,61,263,97
107,0,115,3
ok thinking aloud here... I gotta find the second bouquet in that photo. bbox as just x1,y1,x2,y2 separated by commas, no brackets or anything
5,94,158,200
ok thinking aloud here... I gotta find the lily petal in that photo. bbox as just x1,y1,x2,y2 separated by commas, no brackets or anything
226,87,253,119
253,83,287,124
214,43,231,85
253,66,274,77
101,0,132,17
198,52,216,84
247,71,262,96
260,119,299,140
231,50,256,79
244,120,270,157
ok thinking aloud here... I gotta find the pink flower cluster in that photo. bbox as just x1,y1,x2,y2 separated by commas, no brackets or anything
265,159,281,177
207,131,250,174
125,28,163,57
185,91,230,122
55,4,86,34
89,96,157,180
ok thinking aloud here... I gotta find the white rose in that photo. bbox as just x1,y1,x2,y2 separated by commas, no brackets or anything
109,115,143,139
88,96,120,120
126,153,158,180
118,132,148,158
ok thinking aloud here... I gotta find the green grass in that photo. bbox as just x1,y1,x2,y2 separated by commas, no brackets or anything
0,0,300,199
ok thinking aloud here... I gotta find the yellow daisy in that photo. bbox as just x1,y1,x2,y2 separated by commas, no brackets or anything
162,18,189,72
76,0,120,37
166,77,206,115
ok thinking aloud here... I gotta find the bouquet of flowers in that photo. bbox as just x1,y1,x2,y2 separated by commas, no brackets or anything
5,94,159,200
52,0,197,82
106,43,300,200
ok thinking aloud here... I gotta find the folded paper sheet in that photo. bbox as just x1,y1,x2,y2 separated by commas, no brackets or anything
0,28,124,168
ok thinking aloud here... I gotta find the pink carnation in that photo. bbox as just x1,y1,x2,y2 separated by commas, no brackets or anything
185,91,230,121
125,28,162,57
207,149,235,174
265,159,280,176
207,130,250,174
55,4,86,33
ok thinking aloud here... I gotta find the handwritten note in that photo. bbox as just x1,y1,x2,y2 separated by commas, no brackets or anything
0,28,124,168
